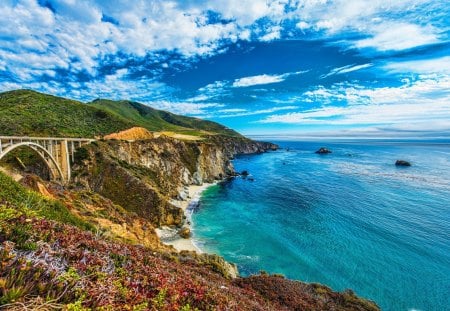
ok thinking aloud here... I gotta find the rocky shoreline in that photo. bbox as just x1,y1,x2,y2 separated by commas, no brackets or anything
156,182,216,253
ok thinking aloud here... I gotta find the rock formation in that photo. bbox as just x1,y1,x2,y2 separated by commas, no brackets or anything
315,147,332,154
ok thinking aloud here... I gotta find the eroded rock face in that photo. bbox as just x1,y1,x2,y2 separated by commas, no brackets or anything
72,136,277,227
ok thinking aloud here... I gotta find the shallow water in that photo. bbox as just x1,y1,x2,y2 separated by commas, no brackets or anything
192,141,450,311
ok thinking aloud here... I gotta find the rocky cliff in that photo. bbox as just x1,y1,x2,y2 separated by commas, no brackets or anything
71,136,277,227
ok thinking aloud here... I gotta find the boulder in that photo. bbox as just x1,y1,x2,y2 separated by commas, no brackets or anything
241,170,249,176
178,227,191,239
395,160,411,167
315,147,332,154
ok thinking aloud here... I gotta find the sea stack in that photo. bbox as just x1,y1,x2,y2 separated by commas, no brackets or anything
315,147,332,154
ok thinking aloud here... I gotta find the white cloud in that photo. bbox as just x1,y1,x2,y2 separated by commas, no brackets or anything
1,0,449,119
259,100,450,126
191,80,231,101
260,25,282,41
258,75,450,128
336,63,373,74
202,0,287,26
354,23,439,51
384,56,450,74
321,63,372,78
218,108,247,113
290,1,445,51
0,0,244,79
148,101,225,116
217,105,298,118
233,74,286,87
296,21,311,30
232,71,306,87
0,0,447,88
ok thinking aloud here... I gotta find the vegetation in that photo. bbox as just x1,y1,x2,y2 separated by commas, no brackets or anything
90,99,241,137
0,90,133,138
0,171,92,231
0,89,241,138
0,147,51,180
0,211,378,310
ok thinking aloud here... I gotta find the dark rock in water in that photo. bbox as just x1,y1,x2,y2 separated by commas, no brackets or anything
395,160,411,166
241,170,249,176
178,227,191,239
248,177,255,182
315,147,332,154
229,172,239,178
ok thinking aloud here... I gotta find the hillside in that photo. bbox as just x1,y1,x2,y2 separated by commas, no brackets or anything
0,90,241,138
0,90,133,138
90,99,241,137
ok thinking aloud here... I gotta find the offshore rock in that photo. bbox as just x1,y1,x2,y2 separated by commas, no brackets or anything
241,170,249,176
395,160,411,166
315,147,332,154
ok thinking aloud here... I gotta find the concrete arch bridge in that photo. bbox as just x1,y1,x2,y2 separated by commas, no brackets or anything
0,136,94,183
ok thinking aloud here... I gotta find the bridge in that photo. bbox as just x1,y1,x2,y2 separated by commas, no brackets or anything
0,136,94,183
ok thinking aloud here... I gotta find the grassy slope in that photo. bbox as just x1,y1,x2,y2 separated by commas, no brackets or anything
90,99,242,137
0,171,92,232
0,89,242,138
0,90,134,138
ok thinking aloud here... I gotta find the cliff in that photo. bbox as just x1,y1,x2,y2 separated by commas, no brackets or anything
70,136,277,227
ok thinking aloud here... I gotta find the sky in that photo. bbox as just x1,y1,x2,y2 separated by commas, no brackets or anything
1,0,450,138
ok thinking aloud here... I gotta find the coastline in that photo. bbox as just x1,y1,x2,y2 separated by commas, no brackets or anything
155,182,216,252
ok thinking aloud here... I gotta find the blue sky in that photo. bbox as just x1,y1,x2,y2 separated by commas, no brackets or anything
1,0,450,138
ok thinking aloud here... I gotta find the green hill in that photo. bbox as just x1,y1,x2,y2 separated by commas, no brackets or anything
89,99,241,137
0,89,241,138
0,90,133,138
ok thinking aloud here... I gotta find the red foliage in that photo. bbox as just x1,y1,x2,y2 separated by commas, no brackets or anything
1,218,379,310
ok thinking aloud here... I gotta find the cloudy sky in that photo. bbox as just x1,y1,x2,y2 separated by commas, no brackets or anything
1,0,450,138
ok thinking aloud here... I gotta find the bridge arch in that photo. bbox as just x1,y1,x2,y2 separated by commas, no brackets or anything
0,141,65,181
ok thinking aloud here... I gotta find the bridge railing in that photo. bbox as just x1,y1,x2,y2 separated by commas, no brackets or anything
0,136,95,142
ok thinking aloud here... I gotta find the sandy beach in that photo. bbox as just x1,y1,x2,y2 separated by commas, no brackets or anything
155,183,215,252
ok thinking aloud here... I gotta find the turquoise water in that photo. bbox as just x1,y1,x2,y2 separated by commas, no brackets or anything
191,141,450,311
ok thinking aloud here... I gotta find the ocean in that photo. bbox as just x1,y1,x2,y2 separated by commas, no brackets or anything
190,140,450,311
